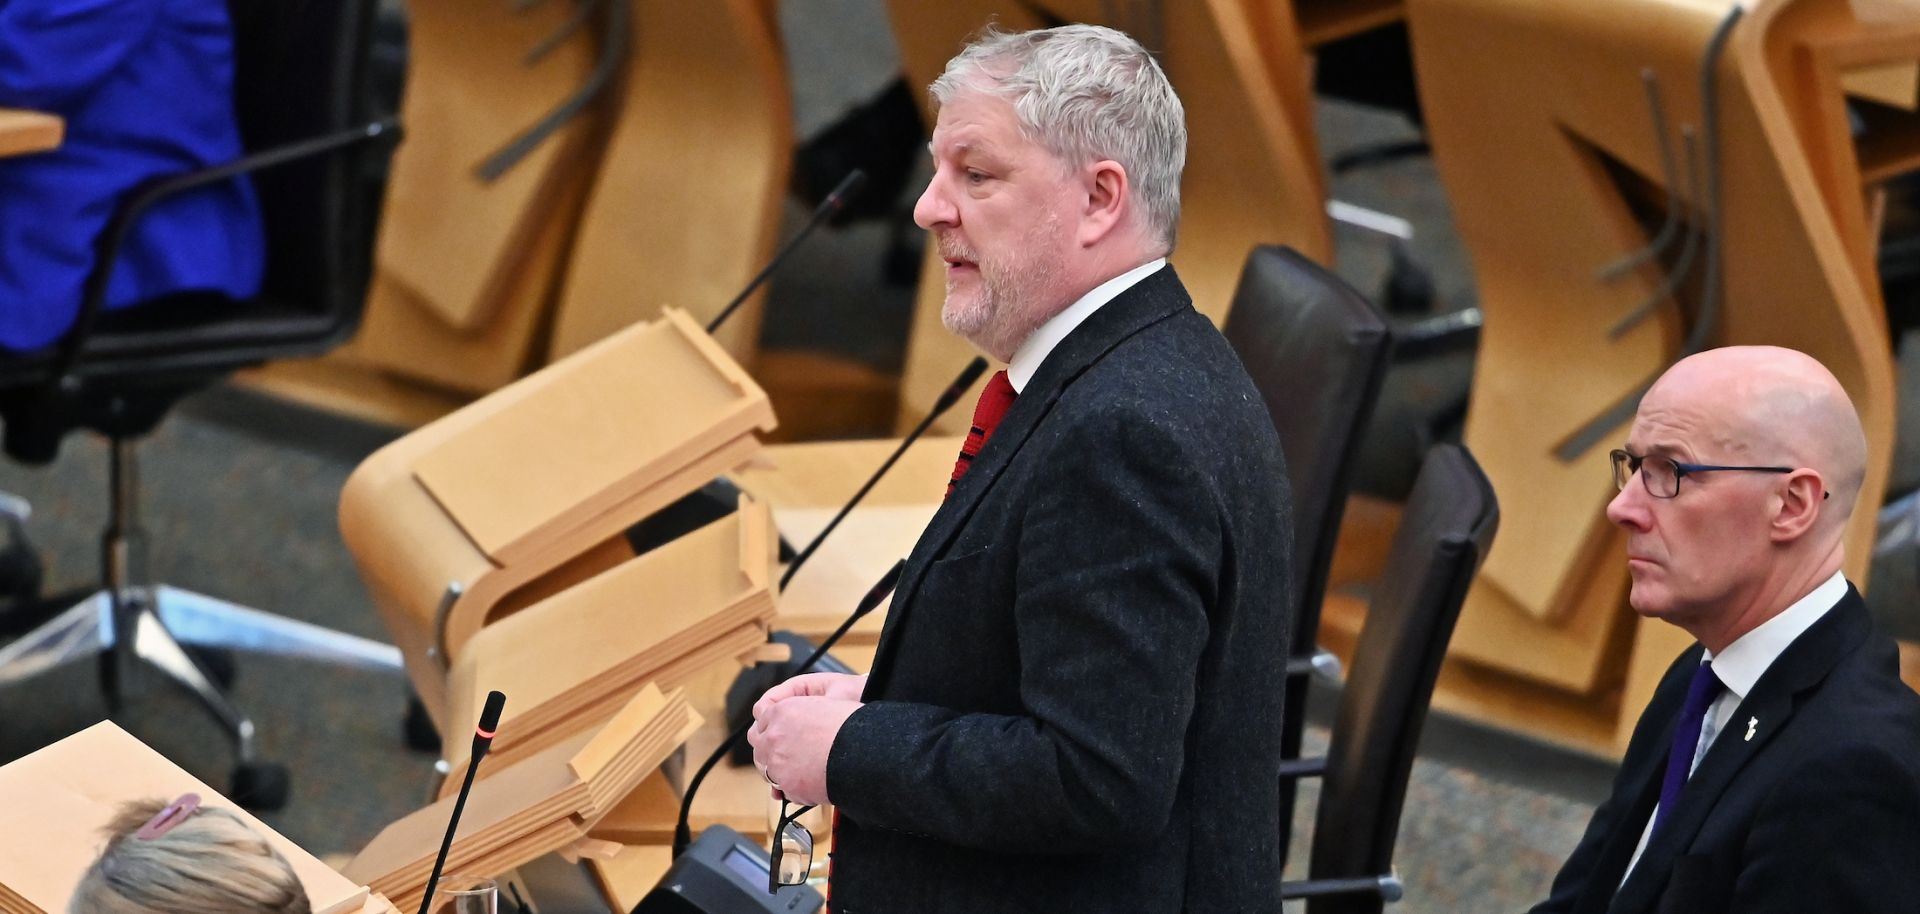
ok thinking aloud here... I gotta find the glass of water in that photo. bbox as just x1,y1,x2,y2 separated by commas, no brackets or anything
429,875,497,914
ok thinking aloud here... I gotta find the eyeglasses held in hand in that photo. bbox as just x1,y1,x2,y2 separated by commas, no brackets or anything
769,797,815,895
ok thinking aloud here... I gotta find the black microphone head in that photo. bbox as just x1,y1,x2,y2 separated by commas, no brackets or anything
934,357,990,415
854,560,907,620
477,691,506,740
824,169,869,213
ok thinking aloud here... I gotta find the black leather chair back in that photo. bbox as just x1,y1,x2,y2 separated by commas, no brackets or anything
1222,245,1391,865
0,0,394,461
1306,444,1498,913
1223,245,1391,659
229,0,387,331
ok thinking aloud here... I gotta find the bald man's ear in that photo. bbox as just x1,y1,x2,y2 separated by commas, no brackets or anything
1769,469,1827,543
1076,159,1129,247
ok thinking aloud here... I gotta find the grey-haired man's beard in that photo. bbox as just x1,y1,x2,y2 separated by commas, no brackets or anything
937,226,1061,358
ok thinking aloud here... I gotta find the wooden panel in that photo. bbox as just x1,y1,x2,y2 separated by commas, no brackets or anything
412,310,772,564
1410,0,1700,626
441,502,774,772
338,312,772,726
550,0,792,363
1842,61,1919,109
0,108,61,158
733,436,957,641
1295,0,1405,47
236,356,469,430
1387,0,1903,745
372,0,597,332
1735,0,1903,580
886,0,1333,432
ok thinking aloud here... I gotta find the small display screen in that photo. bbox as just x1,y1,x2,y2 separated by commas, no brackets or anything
722,844,770,884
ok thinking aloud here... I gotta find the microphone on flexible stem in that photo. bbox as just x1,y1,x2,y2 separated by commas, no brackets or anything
418,691,507,914
670,353,986,856
624,169,871,564
706,169,869,335
673,561,903,859
778,355,988,591
715,354,990,765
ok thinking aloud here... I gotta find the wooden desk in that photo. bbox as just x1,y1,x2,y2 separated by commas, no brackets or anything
734,436,959,644
0,109,62,158
583,436,948,903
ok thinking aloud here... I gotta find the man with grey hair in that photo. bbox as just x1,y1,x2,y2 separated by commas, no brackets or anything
1534,346,1920,914
750,23,1292,912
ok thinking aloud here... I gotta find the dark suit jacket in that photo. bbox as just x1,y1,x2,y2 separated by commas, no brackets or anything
1532,587,1920,914
824,266,1293,913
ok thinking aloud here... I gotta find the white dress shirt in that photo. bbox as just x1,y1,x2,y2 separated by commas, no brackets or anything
1619,569,1850,883
1005,258,1167,394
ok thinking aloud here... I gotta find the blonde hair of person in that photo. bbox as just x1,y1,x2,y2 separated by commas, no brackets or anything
69,796,313,914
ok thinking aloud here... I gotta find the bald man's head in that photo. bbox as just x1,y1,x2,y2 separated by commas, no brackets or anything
1606,346,1865,648
1647,346,1867,530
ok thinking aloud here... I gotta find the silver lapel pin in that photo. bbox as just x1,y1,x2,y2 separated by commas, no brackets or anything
1744,716,1758,741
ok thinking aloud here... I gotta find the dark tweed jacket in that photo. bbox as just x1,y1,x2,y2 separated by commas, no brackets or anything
824,265,1293,913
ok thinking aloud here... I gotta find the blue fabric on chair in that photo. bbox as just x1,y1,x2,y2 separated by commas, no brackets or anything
0,0,263,352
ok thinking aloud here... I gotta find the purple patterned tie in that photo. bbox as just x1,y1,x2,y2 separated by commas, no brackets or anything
1652,660,1722,839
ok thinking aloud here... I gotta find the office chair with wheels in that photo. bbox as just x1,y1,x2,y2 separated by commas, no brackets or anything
1221,245,1394,867
0,0,403,809
1278,444,1499,913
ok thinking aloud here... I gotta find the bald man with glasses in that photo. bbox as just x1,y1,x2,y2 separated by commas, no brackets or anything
1533,346,1920,914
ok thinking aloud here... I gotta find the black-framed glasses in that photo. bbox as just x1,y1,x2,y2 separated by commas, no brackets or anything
768,798,815,894
1609,449,1802,499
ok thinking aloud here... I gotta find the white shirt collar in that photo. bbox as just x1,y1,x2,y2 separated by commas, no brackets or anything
1005,258,1167,394
1704,570,1849,700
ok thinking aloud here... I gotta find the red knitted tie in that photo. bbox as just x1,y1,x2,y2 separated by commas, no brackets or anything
947,370,1017,499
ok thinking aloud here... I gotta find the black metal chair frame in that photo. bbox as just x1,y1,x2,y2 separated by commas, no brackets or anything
0,0,403,808
1277,444,1499,911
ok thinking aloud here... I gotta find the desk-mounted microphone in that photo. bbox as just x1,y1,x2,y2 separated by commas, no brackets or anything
707,169,869,335
673,561,904,859
419,691,506,914
778,355,987,591
713,354,987,764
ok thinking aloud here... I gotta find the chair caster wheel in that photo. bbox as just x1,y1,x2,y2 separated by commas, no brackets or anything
403,695,441,753
230,761,290,811
185,645,238,689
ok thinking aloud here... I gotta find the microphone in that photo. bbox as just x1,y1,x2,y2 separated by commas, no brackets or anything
673,561,905,858
779,355,987,591
419,691,506,914
706,169,869,335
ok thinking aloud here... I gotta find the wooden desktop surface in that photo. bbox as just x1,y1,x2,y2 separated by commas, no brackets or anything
0,109,62,158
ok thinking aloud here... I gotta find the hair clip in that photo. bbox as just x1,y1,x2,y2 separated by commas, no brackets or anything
135,793,202,840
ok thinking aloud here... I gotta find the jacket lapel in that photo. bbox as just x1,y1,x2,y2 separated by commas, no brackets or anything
1567,652,1699,914
864,266,1191,693
1608,588,1871,914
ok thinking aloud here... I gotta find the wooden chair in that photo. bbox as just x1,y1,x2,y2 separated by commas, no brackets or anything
247,1,792,428
1316,0,1910,753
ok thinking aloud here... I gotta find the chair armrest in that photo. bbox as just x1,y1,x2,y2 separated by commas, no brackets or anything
1280,871,1404,903
1285,647,1344,682
53,118,401,380
1279,756,1328,781
1391,306,1481,361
